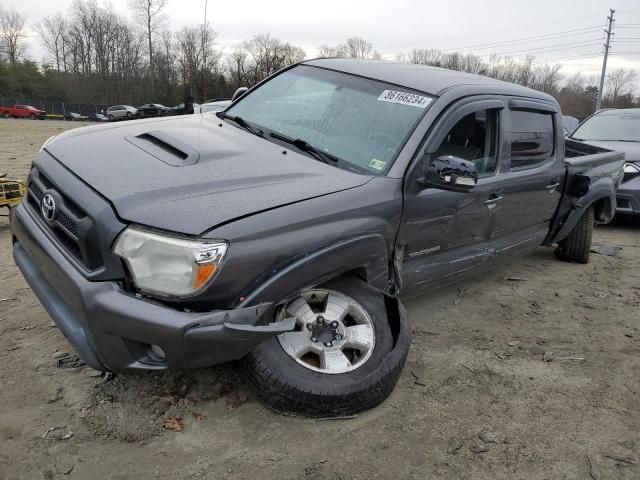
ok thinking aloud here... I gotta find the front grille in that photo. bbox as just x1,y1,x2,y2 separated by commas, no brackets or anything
26,168,104,271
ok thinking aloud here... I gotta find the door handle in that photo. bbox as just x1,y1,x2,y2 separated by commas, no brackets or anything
545,182,560,192
484,196,504,205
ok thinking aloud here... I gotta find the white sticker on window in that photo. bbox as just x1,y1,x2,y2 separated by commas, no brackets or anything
377,90,432,108
369,158,386,171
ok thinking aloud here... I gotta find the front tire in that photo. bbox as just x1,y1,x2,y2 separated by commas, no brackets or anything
555,205,594,263
243,275,409,417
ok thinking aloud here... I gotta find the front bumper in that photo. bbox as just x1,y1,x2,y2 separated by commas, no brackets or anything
11,204,294,372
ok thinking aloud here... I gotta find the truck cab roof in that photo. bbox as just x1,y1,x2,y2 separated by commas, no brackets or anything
303,58,556,102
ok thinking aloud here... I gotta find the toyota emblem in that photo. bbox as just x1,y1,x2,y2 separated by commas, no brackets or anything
40,193,57,222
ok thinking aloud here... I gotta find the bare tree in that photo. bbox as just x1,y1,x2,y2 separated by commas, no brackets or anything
176,25,219,99
318,37,379,59
344,37,373,58
606,68,637,103
37,14,67,72
240,34,305,85
225,46,250,88
0,6,28,67
128,0,168,94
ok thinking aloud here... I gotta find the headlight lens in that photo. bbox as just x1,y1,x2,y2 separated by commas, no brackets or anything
113,226,227,297
623,162,640,174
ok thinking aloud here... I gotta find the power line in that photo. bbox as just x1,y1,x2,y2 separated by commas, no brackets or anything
479,41,603,58
442,26,604,52
530,53,603,65
420,12,609,48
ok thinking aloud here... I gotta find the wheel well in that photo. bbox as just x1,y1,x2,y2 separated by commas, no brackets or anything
591,196,612,223
345,267,368,283
327,270,402,347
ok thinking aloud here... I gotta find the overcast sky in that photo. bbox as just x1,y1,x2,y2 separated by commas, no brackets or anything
7,0,640,88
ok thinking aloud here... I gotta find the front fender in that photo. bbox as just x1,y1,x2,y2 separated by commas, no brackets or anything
239,234,389,308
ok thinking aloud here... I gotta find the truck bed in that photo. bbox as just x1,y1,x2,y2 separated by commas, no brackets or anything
545,139,625,244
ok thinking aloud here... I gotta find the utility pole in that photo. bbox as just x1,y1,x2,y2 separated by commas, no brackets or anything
201,0,208,103
596,9,615,111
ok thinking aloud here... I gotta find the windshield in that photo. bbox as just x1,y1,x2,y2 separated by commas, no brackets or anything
225,65,433,174
571,111,640,142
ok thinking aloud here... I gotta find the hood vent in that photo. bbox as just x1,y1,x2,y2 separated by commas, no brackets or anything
126,130,199,166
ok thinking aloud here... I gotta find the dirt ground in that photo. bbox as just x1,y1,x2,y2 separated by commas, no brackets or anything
1,118,639,480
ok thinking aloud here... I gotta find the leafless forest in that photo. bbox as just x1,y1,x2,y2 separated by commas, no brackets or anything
0,0,638,115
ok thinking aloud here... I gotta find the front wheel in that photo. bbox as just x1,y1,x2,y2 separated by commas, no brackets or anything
555,205,594,264
243,275,410,417
29,114,36,120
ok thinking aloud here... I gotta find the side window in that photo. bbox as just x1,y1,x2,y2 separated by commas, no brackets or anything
433,109,499,175
510,110,554,169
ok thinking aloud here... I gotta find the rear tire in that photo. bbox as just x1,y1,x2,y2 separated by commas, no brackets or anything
243,275,410,417
3,112,9,118
555,205,594,264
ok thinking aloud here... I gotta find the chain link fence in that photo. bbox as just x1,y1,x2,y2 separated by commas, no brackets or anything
1,97,110,116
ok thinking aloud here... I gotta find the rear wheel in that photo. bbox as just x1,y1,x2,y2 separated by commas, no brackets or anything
555,205,594,263
243,275,410,417
3,112,9,118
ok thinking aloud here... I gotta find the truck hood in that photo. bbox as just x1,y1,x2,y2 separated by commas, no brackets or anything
577,140,640,162
43,115,372,235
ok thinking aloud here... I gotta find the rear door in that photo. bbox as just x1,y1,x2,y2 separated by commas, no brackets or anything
488,99,565,260
397,97,508,295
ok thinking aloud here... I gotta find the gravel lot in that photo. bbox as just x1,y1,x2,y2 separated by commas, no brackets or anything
1,118,639,479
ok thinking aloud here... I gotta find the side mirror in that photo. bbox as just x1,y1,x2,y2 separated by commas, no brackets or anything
423,155,478,193
232,87,249,102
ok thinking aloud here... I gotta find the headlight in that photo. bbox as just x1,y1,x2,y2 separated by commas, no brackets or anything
113,226,227,297
624,162,640,174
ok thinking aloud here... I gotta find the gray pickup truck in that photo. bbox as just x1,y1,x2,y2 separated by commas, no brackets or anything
11,59,624,417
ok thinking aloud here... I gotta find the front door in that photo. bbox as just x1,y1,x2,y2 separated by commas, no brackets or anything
398,98,508,295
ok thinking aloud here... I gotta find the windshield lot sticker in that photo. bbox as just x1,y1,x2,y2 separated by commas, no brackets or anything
369,158,386,171
377,90,431,108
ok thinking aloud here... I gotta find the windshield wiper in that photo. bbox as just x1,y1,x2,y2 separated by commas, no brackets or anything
216,111,263,137
269,131,338,165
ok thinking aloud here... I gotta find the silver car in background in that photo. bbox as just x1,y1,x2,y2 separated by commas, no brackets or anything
570,108,640,217
106,105,139,120
194,100,231,114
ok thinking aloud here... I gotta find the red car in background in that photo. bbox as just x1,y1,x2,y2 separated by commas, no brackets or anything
0,104,46,119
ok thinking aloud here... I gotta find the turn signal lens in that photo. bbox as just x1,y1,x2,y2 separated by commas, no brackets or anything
193,263,217,291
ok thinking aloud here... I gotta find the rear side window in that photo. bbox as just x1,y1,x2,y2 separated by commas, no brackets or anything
510,110,554,169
